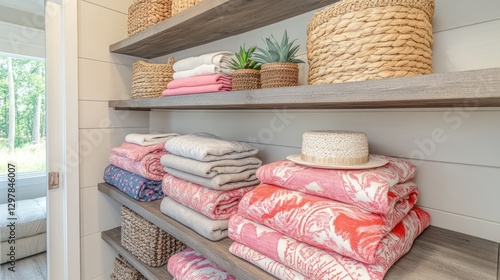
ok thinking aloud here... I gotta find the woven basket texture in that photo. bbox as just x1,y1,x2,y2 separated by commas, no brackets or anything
110,254,147,280
261,62,299,89
172,0,205,16
120,206,187,267
307,0,435,85
232,69,261,91
128,0,172,37
131,57,175,99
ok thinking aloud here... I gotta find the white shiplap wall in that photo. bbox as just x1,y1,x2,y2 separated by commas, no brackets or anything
149,0,500,243
76,0,148,279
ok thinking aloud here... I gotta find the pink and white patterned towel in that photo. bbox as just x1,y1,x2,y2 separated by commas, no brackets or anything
256,156,416,214
111,142,166,161
238,184,418,264
162,174,254,219
167,248,236,280
109,152,165,181
229,209,430,279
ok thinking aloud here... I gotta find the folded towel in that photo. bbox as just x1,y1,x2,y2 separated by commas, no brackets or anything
173,64,234,80
173,52,233,72
103,165,163,202
162,84,232,96
160,197,228,241
256,156,416,215
162,174,254,219
167,74,232,89
229,209,430,280
238,183,418,264
168,248,236,280
111,142,166,161
109,152,165,181
165,133,259,162
125,132,179,146
164,167,259,191
161,154,262,179
229,242,306,280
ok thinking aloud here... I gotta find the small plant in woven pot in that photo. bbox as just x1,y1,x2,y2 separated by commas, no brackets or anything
251,30,304,89
229,45,262,91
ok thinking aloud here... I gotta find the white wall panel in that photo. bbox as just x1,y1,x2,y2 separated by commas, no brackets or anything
82,0,133,14
80,185,121,238
433,0,500,32
79,58,133,100
80,233,117,280
79,100,149,129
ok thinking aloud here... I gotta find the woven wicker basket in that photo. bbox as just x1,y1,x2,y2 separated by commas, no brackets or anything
261,62,299,89
232,69,261,91
172,0,205,16
110,254,147,280
307,0,435,85
121,206,187,267
131,57,175,99
128,0,172,37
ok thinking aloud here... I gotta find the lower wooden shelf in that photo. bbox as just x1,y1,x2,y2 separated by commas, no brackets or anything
101,227,173,280
98,182,500,280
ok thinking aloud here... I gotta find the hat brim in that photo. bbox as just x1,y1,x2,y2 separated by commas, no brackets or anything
286,154,388,170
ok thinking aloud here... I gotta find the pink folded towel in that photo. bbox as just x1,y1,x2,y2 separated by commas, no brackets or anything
167,74,232,89
162,84,231,96
168,248,236,280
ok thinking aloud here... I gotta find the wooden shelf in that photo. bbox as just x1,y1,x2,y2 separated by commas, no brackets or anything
110,0,341,58
101,227,173,280
109,68,500,111
99,182,499,280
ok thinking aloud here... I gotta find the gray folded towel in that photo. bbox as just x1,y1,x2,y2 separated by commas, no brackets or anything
164,133,258,162
160,154,262,179
164,167,259,191
160,197,228,241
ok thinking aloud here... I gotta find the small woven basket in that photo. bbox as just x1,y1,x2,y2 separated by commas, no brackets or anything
121,206,187,267
131,57,175,99
172,0,205,16
128,0,172,37
110,254,147,280
261,62,299,89
232,69,261,91
307,0,435,85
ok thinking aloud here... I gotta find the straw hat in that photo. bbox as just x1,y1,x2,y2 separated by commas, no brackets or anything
286,130,388,169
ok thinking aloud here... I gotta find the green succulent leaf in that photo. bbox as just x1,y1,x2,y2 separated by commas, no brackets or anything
250,30,304,64
229,44,262,70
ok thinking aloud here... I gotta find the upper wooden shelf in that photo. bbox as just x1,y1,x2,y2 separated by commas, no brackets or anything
109,67,500,111
110,0,341,58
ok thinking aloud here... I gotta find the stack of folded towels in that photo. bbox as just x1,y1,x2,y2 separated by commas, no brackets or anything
228,131,430,280
168,248,236,280
103,133,178,202
162,52,234,96
159,133,261,241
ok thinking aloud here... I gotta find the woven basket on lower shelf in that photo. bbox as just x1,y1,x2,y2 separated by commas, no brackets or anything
128,0,172,36
307,0,435,85
131,57,175,99
110,254,147,280
171,0,205,16
121,206,187,267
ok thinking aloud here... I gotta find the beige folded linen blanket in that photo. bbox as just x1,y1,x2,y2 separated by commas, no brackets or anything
160,154,262,179
173,64,234,80
164,167,259,191
160,197,228,241
125,133,179,146
173,51,234,72
164,133,259,162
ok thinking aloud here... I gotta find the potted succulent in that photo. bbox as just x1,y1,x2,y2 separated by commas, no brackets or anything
229,45,262,91
251,30,304,88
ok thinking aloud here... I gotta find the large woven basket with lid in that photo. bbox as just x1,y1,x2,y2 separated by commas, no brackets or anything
307,0,435,85
131,57,175,99
128,0,172,37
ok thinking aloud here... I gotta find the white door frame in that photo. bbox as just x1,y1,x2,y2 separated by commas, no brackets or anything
45,0,80,279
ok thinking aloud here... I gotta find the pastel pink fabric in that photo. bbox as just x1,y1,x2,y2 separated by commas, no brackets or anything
162,174,254,219
256,156,416,215
229,208,430,280
238,184,418,264
108,142,167,181
167,248,236,280
162,84,231,96
111,142,166,161
167,74,232,89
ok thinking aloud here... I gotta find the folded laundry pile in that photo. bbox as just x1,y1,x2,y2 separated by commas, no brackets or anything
167,248,236,280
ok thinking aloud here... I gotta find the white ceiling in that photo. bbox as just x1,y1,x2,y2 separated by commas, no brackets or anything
0,0,44,14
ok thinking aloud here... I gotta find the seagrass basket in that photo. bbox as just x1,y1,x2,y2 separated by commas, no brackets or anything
128,0,172,36
261,62,299,89
232,69,261,91
131,57,175,99
121,206,187,267
307,0,435,85
171,0,205,16
110,254,147,280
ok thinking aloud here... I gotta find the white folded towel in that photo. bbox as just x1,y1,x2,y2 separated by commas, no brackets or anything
173,64,234,80
125,133,179,146
173,51,233,72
